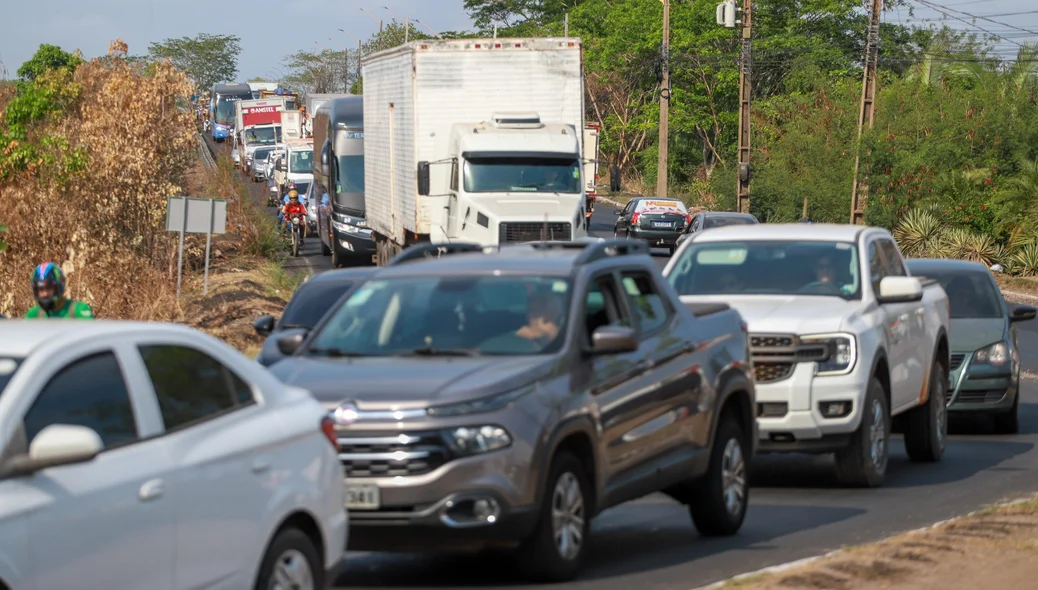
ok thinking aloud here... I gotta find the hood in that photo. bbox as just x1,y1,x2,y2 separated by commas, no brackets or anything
680,294,859,335
950,318,1006,353
268,355,556,410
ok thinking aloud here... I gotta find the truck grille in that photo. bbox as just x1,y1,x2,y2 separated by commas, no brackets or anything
337,433,449,478
751,335,795,348
499,222,572,243
755,363,794,383
949,353,966,370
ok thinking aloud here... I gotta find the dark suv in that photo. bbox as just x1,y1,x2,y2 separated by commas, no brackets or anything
270,239,756,582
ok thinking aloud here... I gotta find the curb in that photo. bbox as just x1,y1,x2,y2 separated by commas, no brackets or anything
690,492,1038,589
1000,288,1038,305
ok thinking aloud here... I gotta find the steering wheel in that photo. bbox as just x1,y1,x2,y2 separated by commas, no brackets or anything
798,281,843,295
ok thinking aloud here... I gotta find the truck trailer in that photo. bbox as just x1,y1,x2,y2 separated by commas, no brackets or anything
360,38,589,264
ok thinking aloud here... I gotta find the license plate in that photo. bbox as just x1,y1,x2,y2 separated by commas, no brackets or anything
652,221,672,228
346,484,380,510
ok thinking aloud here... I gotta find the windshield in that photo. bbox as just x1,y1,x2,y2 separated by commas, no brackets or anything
0,357,22,396
307,276,572,356
215,100,236,125
281,281,357,328
336,155,364,193
290,182,310,197
254,148,273,161
464,157,581,193
914,269,1002,319
668,240,861,299
704,215,756,229
290,150,313,173
245,127,282,145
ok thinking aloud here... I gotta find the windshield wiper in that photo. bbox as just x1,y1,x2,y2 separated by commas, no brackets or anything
400,346,480,357
307,347,369,357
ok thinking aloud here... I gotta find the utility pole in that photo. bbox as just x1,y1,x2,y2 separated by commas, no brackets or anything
735,0,752,214
850,0,882,225
656,0,671,197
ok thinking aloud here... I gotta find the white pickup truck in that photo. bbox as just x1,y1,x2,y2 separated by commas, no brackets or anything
663,223,951,487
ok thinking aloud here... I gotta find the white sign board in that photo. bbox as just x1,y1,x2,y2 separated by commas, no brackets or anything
166,197,228,234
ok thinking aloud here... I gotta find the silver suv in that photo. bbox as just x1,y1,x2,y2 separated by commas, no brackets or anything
270,239,756,582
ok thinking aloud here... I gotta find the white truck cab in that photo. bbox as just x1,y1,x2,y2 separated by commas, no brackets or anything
664,223,952,487
273,139,314,194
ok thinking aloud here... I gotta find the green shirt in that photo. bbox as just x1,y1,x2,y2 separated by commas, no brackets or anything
26,299,95,319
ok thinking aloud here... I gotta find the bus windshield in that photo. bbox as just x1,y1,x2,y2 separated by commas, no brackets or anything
215,100,236,125
336,155,364,193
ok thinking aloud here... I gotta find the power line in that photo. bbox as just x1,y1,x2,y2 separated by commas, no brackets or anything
911,0,1038,42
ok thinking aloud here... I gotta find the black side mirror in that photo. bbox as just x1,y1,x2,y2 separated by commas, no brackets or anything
276,330,307,356
1010,305,1037,323
319,140,330,177
254,315,276,336
614,210,623,216
589,325,638,355
417,161,430,196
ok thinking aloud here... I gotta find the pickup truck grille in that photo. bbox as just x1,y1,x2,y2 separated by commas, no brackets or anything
499,222,572,243
337,433,449,478
949,353,966,370
755,363,793,383
748,333,830,384
751,335,795,348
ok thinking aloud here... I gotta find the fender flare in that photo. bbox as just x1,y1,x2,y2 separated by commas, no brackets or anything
530,413,599,514
709,368,755,450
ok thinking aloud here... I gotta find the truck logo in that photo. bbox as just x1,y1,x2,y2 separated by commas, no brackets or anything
332,401,360,424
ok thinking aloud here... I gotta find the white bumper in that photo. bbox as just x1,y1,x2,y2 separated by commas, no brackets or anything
756,360,869,446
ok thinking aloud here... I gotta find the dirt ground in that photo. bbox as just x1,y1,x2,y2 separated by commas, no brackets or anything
719,497,1038,589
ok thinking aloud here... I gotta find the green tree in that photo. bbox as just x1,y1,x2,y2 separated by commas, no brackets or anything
148,33,241,91
17,44,83,82
464,0,580,31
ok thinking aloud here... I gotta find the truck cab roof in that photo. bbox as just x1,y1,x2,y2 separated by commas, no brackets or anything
284,139,313,150
453,121,579,157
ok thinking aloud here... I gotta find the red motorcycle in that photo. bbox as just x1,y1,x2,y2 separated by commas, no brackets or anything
288,214,305,257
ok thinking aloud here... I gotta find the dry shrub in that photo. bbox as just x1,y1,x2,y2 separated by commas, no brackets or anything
0,40,199,318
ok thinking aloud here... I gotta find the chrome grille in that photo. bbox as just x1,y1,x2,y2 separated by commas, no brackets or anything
499,222,572,243
337,433,449,478
949,353,966,371
755,363,793,383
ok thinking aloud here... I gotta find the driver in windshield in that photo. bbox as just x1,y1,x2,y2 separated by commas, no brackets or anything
517,291,564,343
814,255,835,284
542,169,569,191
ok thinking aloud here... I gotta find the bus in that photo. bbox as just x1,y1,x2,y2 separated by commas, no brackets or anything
248,82,278,99
210,83,252,142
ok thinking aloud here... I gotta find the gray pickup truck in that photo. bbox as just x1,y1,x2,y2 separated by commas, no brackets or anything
269,239,756,582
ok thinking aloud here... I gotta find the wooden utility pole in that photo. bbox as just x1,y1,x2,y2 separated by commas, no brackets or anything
850,0,883,225
657,0,671,197
735,0,752,213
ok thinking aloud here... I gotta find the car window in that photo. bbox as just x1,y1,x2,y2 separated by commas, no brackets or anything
584,276,630,344
911,269,1003,319
138,346,255,432
703,216,756,229
0,357,22,399
23,352,138,449
280,281,356,329
620,272,671,333
867,241,885,293
877,239,907,277
636,199,688,215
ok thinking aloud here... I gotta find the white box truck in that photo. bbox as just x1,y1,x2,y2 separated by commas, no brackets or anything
360,38,589,264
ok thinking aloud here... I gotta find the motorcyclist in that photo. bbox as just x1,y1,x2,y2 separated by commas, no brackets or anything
26,262,95,319
282,189,308,244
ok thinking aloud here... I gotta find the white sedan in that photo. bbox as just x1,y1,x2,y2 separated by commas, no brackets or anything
0,321,348,590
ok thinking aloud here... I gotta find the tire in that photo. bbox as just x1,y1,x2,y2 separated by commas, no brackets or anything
834,377,889,487
515,451,591,583
292,232,299,258
253,527,324,590
993,390,1020,434
903,359,948,462
688,413,749,536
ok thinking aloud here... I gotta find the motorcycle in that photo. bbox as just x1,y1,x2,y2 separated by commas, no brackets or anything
289,214,305,257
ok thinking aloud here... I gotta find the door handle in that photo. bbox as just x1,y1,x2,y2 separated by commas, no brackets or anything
251,458,272,474
139,479,164,502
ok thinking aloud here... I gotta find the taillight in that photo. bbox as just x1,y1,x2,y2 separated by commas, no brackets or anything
685,214,693,226
631,212,641,224
320,416,338,450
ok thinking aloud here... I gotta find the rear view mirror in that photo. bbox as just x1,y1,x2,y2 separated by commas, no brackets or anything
589,325,638,355
1010,305,1037,323
319,140,331,178
1,425,103,479
269,186,279,194
417,161,430,196
276,330,307,356
254,315,276,336
877,276,923,304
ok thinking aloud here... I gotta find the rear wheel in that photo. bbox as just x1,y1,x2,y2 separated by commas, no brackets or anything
688,414,749,535
834,377,889,487
904,358,948,462
254,527,323,590
993,390,1020,434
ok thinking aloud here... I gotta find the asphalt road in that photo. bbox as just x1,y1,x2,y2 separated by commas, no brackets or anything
328,202,1038,588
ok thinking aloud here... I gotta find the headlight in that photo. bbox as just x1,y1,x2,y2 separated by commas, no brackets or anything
974,341,1009,367
427,385,534,417
801,333,857,375
444,425,512,456
292,217,300,225
332,220,364,234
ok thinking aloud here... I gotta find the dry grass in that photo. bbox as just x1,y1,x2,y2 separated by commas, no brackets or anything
714,497,1038,590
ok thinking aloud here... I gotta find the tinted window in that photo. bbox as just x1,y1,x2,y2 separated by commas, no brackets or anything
910,269,1003,319
620,273,670,333
877,239,907,277
0,358,22,398
139,346,254,431
867,241,885,293
280,281,356,328
337,155,365,193
703,215,756,229
585,277,630,344
24,352,138,448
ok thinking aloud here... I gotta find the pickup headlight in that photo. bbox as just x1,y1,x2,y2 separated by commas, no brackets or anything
426,385,535,417
444,425,511,457
801,333,857,376
973,341,1009,367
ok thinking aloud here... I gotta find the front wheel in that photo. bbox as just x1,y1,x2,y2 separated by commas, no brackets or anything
903,358,947,462
834,377,889,487
291,231,299,257
688,414,749,536
253,528,323,590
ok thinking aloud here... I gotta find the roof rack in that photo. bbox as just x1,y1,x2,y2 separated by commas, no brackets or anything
523,238,651,265
387,242,485,266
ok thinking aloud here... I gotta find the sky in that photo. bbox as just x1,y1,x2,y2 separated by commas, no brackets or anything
1,0,1035,81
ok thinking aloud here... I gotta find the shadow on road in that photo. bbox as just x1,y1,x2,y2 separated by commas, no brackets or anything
334,502,862,587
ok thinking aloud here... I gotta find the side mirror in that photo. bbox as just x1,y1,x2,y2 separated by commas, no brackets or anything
417,161,430,196
614,210,623,216
1,425,103,479
269,186,279,194
319,140,331,178
589,325,639,355
1010,305,1037,323
877,276,923,304
276,330,308,356
275,160,284,171
254,314,276,336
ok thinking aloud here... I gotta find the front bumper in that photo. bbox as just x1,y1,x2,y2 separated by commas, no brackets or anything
947,360,1016,413
629,227,682,247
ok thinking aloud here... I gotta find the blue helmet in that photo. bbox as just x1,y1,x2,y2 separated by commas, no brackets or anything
32,262,66,311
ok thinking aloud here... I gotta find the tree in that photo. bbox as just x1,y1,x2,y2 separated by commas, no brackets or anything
148,33,241,91
281,49,352,95
463,0,580,31
17,44,83,82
